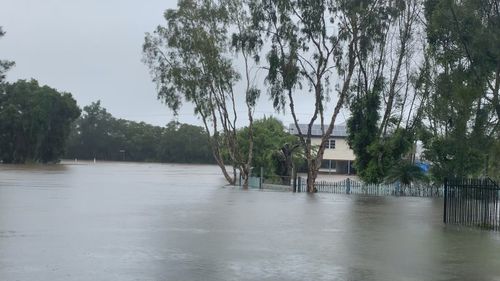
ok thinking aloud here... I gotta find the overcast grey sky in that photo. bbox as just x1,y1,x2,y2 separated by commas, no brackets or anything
0,0,348,127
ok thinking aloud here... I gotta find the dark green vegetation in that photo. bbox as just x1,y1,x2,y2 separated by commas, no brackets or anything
65,101,214,163
420,0,500,181
0,29,80,164
64,102,297,171
237,116,300,180
347,92,416,184
0,80,80,163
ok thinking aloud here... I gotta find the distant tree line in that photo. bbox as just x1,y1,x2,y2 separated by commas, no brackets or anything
65,101,214,163
65,103,299,173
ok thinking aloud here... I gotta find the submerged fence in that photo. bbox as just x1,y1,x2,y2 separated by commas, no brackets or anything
444,178,500,231
248,175,294,191
297,178,443,197
245,169,443,197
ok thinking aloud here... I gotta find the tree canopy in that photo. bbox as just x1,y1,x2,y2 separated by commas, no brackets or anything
420,0,500,181
0,79,80,163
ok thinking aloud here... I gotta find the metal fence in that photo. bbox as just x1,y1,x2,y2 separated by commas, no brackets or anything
248,175,294,191
443,178,500,231
296,178,443,197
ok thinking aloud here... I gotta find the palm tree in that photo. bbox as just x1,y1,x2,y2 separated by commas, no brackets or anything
385,160,427,185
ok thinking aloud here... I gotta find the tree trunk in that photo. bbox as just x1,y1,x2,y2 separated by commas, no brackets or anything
240,165,250,189
306,159,318,193
218,162,235,185
306,170,317,193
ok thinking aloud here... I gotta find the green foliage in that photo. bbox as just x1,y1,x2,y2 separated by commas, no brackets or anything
159,122,214,163
0,79,80,163
385,160,427,185
65,101,213,164
421,134,485,181
347,87,415,184
237,116,298,176
348,92,415,183
421,0,499,181
347,90,380,182
143,0,237,116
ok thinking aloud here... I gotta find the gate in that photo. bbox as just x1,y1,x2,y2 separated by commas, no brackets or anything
443,178,500,231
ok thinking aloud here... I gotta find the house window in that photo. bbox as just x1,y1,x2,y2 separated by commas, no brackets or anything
327,139,335,149
321,160,337,170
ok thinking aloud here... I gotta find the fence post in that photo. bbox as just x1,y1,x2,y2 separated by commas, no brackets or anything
298,176,302,192
239,171,242,186
292,167,296,192
443,178,448,224
260,167,264,189
346,178,351,194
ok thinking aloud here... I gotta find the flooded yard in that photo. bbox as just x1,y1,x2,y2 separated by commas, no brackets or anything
1,162,499,281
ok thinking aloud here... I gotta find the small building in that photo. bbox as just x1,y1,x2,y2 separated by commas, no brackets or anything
289,123,355,174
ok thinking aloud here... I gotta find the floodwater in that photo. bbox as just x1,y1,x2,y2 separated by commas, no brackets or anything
1,162,499,281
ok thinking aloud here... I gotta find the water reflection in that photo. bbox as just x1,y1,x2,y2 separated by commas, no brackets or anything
0,162,499,281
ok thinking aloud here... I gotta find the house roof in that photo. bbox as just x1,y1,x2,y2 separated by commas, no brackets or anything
289,123,348,137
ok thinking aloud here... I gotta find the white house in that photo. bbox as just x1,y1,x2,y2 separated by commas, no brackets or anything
289,123,355,174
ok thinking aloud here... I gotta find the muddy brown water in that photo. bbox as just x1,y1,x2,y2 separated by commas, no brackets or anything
1,162,499,281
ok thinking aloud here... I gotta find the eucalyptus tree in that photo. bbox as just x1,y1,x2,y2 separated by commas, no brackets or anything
346,0,425,184
376,0,425,136
0,27,15,83
251,0,400,191
225,0,264,186
143,0,263,186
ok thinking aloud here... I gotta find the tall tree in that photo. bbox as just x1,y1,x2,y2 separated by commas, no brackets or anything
143,0,262,186
252,0,401,191
346,0,428,184
421,0,499,180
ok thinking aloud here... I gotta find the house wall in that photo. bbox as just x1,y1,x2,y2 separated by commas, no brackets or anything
311,137,355,161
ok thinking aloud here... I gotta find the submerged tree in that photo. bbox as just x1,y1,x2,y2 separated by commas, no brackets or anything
346,0,426,184
250,0,408,191
143,0,263,186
